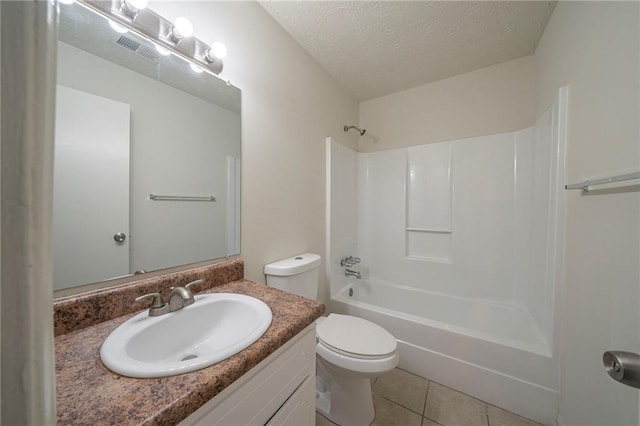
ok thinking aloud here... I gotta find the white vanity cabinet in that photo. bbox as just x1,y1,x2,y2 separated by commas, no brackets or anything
179,324,316,426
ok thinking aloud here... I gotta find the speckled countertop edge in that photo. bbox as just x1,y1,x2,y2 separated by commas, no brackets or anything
56,279,325,425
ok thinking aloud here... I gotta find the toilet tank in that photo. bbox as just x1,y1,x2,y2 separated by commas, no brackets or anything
264,253,321,299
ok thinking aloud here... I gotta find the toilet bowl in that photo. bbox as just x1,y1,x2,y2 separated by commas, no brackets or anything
315,314,399,426
264,253,399,426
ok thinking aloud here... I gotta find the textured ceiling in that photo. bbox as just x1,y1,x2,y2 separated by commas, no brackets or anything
259,1,555,101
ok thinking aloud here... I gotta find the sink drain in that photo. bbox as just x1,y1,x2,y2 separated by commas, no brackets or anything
181,354,198,361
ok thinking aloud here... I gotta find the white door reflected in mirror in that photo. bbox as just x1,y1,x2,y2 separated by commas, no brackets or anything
53,85,131,290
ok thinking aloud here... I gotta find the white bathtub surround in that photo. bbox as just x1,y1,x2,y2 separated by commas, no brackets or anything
326,88,567,424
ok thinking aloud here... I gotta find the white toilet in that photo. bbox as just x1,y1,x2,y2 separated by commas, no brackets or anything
265,253,399,426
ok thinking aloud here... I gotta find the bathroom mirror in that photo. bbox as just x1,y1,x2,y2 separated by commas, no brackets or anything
53,3,241,291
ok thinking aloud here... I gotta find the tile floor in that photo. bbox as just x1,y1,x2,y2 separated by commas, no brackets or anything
315,368,543,426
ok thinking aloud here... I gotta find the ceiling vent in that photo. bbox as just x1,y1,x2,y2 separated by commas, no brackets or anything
116,35,161,63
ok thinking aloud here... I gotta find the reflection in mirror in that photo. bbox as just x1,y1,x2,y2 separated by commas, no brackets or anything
54,3,241,291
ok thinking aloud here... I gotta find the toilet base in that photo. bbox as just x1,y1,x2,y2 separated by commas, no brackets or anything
315,364,375,426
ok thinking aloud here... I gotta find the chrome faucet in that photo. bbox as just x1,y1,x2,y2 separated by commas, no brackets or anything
345,269,361,279
135,279,205,316
168,286,195,311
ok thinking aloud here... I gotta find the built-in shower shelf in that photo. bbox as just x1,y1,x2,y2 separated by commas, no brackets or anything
405,228,452,263
406,228,452,234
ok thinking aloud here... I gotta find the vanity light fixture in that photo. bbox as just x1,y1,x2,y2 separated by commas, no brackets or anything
70,0,225,75
168,17,193,44
120,0,148,20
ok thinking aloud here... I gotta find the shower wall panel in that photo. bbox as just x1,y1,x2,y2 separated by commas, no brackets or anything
406,143,453,262
330,100,563,347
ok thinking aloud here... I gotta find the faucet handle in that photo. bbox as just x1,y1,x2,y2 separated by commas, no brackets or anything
340,256,361,267
135,292,165,307
135,293,170,316
185,279,205,292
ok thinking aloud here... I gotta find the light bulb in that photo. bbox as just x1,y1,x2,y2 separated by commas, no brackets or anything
109,20,129,34
155,45,171,56
211,42,227,59
121,0,147,19
172,17,193,39
59,0,76,5
204,42,226,64
190,63,204,73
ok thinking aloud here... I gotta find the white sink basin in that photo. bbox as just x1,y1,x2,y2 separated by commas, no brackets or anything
100,293,272,378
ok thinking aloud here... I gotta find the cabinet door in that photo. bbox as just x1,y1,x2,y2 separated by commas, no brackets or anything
179,326,315,426
266,376,315,426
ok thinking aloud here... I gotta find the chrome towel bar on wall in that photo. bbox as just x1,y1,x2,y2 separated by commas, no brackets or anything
565,171,640,191
149,194,216,201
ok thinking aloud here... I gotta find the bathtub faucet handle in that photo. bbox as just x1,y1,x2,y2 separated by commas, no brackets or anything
340,256,361,268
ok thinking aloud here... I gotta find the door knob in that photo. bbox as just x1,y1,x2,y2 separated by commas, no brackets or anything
603,351,640,388
113,232,126,243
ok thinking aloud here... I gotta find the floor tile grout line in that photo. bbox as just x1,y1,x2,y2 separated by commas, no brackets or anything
377,368,541,426
421,411,446,426
423,414,444,425
377,393,426,417
486,401,490,426
428,378,487,405
423,379,430,416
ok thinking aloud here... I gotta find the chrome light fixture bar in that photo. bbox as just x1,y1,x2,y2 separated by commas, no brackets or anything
70,0,225,75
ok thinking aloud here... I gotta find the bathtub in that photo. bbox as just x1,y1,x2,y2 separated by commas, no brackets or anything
329,279,559,425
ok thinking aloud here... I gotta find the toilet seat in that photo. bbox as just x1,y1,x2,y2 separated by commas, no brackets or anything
317,314,397,358
316,340,399,375
318,340,391,360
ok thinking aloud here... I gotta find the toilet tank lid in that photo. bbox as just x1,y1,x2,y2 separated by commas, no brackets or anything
264,253,321,276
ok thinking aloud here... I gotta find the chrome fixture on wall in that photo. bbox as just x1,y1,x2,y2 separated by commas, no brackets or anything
344,125,366,136
340,256,361,267
61,0,227,76
341,256,362,279
345,269,361,279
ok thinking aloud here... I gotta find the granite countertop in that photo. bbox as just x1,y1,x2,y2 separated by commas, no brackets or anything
55,280,325,425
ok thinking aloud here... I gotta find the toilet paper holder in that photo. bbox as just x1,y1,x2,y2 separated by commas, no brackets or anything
603,351,640,389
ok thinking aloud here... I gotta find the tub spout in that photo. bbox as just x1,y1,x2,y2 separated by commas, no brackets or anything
345,269,361,279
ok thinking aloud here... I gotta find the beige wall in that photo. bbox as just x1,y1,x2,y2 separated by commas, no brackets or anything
534,2,639,425
151,2,359,301
358,55,535,152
